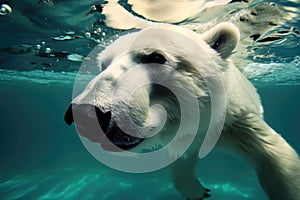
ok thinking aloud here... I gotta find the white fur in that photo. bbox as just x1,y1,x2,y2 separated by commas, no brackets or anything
73,23,300,200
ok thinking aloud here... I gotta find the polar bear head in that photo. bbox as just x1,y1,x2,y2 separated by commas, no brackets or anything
64,22,239,154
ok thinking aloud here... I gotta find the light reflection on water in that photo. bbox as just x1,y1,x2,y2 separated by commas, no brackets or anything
0,169,253,200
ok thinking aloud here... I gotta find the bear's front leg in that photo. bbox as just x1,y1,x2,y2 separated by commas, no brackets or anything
169,151,211,200
220,115,300,200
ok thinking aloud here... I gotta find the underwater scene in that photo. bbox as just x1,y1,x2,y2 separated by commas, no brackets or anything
0,0,299,200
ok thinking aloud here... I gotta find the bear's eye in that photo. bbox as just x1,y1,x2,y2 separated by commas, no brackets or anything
139,52,167,64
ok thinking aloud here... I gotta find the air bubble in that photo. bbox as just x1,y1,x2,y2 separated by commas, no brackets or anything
269,2,276,7
45,48,52,54
102,32,106,37
0,4,12,16
97,28,102,33
85,32,91,38
91,5,97,11
36,44,41,50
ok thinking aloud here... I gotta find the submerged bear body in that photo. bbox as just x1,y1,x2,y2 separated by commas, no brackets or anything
65,23,300,200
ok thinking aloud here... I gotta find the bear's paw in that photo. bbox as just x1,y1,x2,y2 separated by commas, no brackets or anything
187,188,211,200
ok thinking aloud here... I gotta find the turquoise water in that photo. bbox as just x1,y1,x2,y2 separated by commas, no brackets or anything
0,1,299,200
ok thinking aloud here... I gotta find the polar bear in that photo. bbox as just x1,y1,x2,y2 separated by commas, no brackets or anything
64,23,300,200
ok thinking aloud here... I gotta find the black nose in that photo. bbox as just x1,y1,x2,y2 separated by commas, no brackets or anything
64,104,74,125
64,104,111,133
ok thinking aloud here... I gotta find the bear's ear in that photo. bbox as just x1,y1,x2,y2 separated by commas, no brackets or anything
202,22,240,59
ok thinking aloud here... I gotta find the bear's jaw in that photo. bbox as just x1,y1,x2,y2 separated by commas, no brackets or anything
104,123,144,151
64,104,144,151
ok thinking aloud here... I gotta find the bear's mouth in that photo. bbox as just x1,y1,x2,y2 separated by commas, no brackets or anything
64,104,144,151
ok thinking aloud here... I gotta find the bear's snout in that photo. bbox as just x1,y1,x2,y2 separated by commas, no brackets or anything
64,104,144,150
64,104,111,130
64,104,111,142
64,104,74,126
